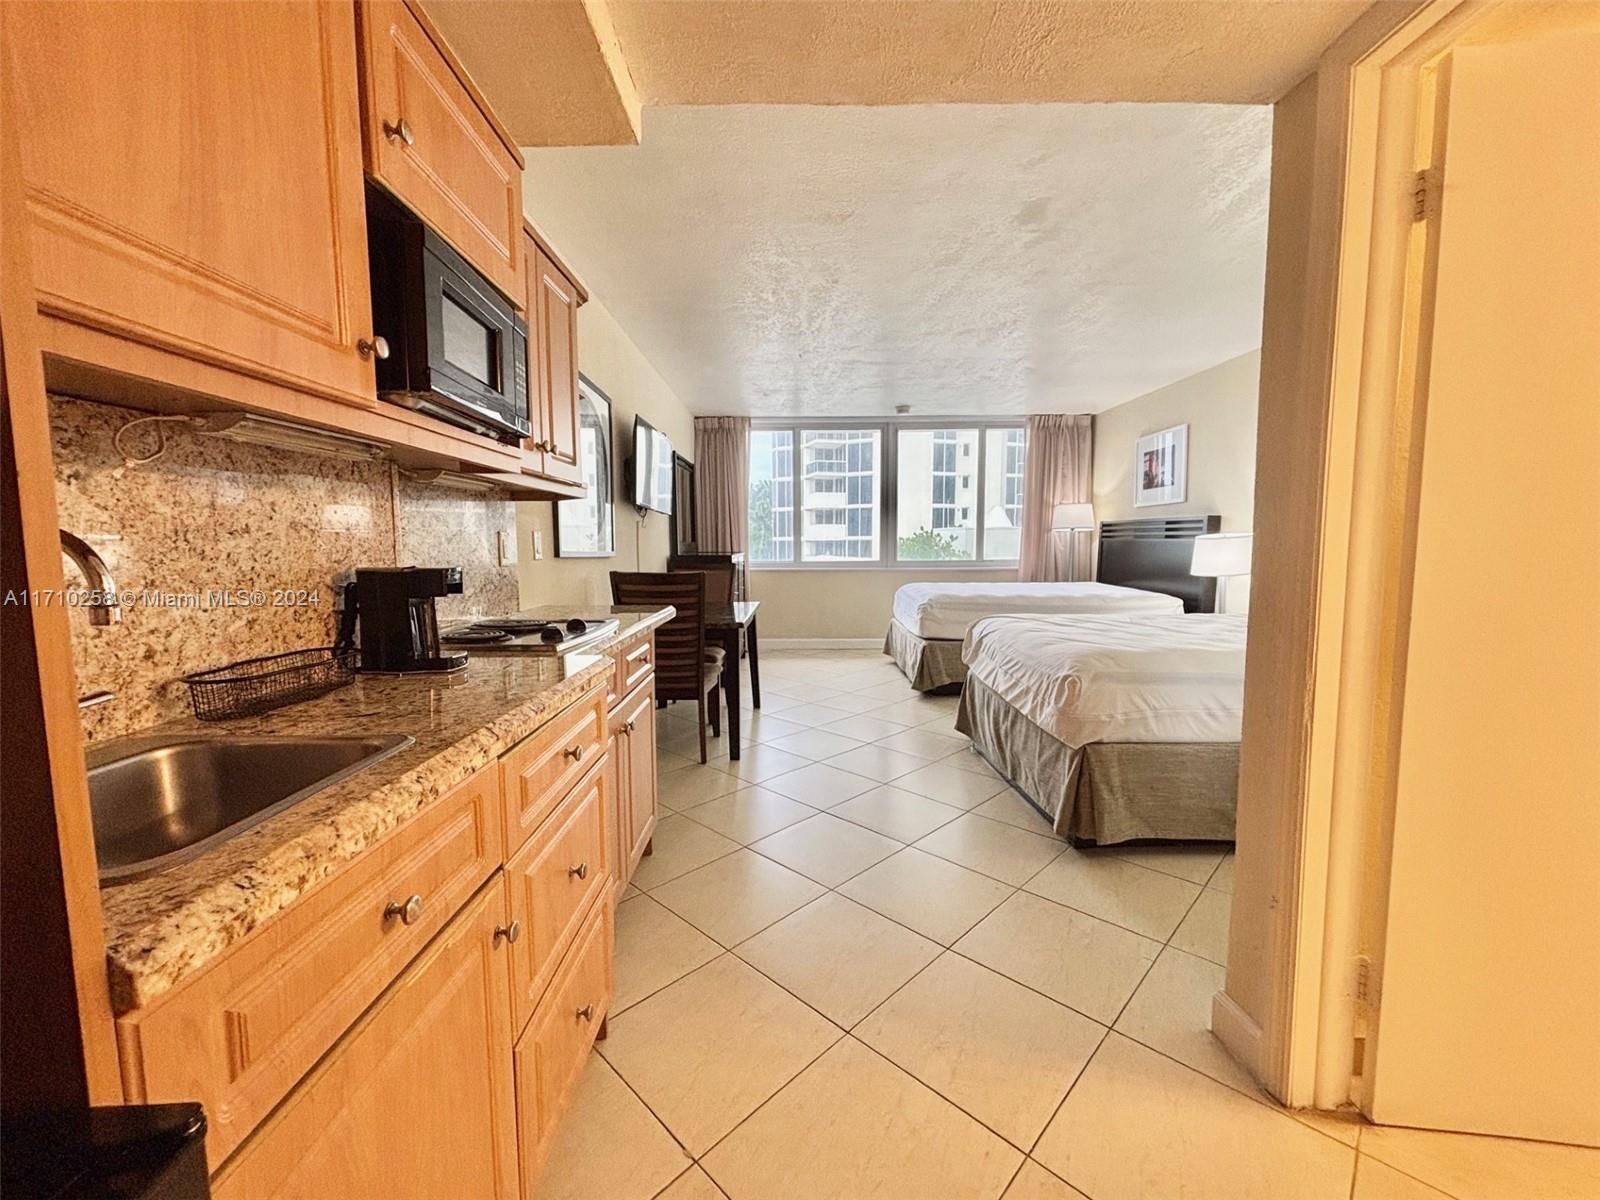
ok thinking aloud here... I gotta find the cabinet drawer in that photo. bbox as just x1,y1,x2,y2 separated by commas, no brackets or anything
505,762,609,1034
118,764,502,1164
620,634,654,694
514,896,613,1191
355,0,523,300
500,687,604,853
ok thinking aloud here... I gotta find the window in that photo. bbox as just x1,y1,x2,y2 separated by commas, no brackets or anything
748,422,1022,566
800,429,880,561
748,429,794,563
982,427,1027,561
897,428,978,560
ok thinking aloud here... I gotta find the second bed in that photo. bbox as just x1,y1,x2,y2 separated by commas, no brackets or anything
956,611,1247,845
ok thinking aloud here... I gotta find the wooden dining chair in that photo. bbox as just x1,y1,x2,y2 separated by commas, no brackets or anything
610,570,724,762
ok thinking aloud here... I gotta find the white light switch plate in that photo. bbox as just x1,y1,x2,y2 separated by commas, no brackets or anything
532,530,544,560
497,529,516,567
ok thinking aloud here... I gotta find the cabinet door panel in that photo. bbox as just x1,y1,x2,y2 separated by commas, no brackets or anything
531,245,584,485
1,0,376,408
622,684,658,878
505,765,609,1034
358,0,522,301
212,879,518,1200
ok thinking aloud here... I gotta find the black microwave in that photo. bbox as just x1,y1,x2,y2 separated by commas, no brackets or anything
365,185,529,444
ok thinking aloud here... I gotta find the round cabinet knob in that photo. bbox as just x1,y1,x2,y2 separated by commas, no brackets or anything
357,335,390,361
382,117,415,146
568,862,589,881
384,894,424,926
493,920,522,946
563,744,585,762
576,1003,595,1022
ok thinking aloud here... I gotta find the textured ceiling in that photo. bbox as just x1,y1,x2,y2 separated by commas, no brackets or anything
607,0,1372,107
522,104,1271,416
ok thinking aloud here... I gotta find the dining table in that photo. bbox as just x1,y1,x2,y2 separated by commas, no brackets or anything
705,600,760,759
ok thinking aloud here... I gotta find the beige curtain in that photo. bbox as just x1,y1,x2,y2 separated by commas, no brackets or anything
1017,413,1094,582
692,416,750,556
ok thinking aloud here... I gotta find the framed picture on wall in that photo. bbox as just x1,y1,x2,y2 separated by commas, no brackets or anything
554,377,616,557
1134,423,1188,507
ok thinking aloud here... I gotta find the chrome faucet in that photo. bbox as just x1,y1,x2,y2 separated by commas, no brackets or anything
59,529,121,625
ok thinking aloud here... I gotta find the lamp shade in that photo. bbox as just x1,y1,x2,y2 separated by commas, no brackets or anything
1051,503,1095,532
1190,532,1254,577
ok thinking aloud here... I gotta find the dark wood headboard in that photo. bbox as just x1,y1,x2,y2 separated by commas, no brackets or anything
1097,515,1222,613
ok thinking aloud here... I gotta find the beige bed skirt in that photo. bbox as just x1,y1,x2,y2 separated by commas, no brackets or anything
957,674,1238,846
883,619,967,692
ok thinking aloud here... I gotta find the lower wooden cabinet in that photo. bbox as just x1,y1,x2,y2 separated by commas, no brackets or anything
504,761,609,1034
513,895,614,1191
211,876,519,1200
621,685,659,879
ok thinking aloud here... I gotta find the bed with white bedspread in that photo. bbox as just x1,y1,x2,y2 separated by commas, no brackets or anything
956,612,1247,845
884,581,1184,691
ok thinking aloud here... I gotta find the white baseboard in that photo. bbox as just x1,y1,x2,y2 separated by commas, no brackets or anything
763,638,884,650
1211,989,1268,1088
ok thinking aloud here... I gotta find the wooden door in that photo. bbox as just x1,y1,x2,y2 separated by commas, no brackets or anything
356,0,523,301
1364,8,1600,1146
0,0,378,409
531,244,584,486
211,880,519,1199
519,226,549,476
604,703,629,891
621,686,658,878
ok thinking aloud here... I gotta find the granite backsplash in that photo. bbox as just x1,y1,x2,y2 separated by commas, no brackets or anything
52,396,520,741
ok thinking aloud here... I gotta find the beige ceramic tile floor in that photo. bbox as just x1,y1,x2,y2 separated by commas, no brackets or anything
539,649,1599,1200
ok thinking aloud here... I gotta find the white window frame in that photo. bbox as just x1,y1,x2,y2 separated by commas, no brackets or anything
748,418,1026,570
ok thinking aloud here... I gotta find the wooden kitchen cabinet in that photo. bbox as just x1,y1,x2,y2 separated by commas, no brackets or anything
211,877,520,1200
504,762,610,1035
619,684,660,879
514,895,614,1192
523,225,588,486
0,0,380,411
356,0,524,303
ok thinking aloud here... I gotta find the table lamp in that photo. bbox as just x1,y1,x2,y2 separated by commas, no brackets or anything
1190,532,1253,613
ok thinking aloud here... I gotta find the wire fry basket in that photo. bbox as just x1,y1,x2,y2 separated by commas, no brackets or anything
181,646,357,721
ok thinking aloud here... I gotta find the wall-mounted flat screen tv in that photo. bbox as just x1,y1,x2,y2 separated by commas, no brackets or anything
632,415,674,515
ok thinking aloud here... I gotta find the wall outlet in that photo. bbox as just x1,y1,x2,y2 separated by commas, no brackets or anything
496,529,516,567
532,530,544,560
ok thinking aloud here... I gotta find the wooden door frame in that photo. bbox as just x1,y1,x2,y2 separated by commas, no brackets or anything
1219,0,1506,1110
1,71,123,1107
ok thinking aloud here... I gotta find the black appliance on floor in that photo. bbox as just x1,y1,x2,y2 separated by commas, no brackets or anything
1,1103,210,1198
336,566,469,674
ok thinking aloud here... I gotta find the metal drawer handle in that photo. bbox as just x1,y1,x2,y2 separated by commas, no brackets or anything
493,920,522,946
576,1003,595,1022
563,743,584,762
534,439,553,453
357,335,390,361
382,117,414,146
568,862,589,880
383,894,423,926
622,719,636,735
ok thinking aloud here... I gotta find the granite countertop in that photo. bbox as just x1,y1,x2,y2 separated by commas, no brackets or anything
98,606,672,1015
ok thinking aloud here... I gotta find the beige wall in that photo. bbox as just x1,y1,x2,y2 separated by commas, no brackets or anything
1092,350,1260,531
1092,350,1259,611
516,297,695,609
749,568,1016,642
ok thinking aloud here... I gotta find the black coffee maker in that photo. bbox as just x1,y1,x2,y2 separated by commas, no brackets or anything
336,566,469,673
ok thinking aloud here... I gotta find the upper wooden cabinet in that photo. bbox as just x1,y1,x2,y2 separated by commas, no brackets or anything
525,226,587,486
0,0,379,410
356,0,524,303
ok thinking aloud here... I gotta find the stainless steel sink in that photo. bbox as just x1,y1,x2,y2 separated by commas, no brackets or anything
88,734,414,884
